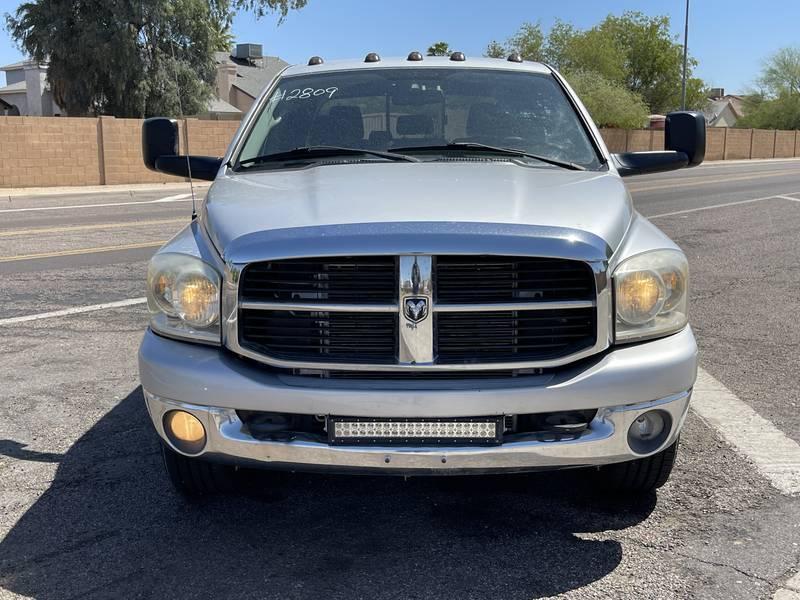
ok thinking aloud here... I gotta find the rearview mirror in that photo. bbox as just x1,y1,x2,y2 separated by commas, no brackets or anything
142,117,223,181
613,111,706,177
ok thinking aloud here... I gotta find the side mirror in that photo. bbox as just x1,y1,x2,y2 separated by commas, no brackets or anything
142,117,223,181
665,111,706,167
613,111,706,177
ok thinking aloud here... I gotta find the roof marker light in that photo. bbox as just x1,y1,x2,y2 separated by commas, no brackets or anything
407,51,423,61
450,51,466,62
307,56,324,66
364,52,381,63
507,53,523,63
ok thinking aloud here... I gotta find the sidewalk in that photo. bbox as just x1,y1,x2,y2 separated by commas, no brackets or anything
1,181,211,199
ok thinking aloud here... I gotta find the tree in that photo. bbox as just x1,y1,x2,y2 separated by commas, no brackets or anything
736,47,800,129
598,12,706,113
485,22,544,61
565,70,649,128
758,47,800,96
737,93,800,130
426,41,450,57
5,0,306,117
486,12,708,114
544,20,626,84
485,40,505,59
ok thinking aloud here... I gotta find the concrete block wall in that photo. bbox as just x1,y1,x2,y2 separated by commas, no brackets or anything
1,117,799,189
185,119,240,156
0,115,238,188
0,116,102,187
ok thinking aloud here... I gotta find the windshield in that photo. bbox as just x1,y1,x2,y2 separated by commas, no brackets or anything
236,67,602,170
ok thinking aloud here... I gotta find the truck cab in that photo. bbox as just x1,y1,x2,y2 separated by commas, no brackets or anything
139,53,705,496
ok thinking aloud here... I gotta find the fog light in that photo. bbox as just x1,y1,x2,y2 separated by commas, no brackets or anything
627,410,670,454
163,410,206,454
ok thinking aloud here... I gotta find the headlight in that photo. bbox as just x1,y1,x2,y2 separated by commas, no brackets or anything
147,253,221,343
614,249,688,342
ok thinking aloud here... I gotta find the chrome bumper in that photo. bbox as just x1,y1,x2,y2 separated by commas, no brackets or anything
139,326,697,473
144,389,690,473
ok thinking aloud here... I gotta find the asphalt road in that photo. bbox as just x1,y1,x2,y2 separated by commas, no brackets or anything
1,160,799,599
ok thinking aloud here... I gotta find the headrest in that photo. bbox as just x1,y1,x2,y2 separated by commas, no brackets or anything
396,114,434,136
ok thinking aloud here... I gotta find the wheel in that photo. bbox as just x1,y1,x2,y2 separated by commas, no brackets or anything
599,438,679,494
161,442,235,496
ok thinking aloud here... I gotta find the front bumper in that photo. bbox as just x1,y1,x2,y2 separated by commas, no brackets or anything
139,326,697,473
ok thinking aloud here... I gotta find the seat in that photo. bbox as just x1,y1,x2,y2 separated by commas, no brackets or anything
396,114,435,137
466,102,517,140
367,130,392,149
310,105,365,147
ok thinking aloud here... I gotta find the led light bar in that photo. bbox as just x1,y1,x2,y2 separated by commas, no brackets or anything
328,417,502,446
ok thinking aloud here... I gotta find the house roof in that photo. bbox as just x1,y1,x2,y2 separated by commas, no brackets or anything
206,96,242,114
0,81,27,95
0,60,27,71
214,51,289,99
704,96,745,126
0,59,47,72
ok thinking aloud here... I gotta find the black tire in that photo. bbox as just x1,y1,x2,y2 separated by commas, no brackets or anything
161,443,235,497
599,438,679,494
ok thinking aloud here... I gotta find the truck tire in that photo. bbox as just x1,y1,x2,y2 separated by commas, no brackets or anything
161,443,235,496
599,438,679,494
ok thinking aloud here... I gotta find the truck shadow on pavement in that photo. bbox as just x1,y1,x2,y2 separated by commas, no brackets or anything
0,386,655,599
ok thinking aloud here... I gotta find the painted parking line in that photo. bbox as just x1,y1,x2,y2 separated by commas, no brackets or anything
627,169,796,193
0,193,192,214
693,368,800,496
647,192,800,219
0,298,147,326
0,218,186,238
0,240,166,263
774,572,800,599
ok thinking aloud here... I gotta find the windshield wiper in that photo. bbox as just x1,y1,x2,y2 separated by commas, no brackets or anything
392,142,585,171
237,145,418,168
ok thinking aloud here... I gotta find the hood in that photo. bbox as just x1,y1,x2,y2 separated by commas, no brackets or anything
203,161,632,259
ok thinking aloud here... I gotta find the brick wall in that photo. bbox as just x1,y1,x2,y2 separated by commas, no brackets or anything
185,119,240,156
0,116,102,187
705,128,726,161
1,117,798,189
0,115,237,188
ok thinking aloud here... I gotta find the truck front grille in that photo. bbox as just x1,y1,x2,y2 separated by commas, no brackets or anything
435,308,596,363
235,255,600,370
239,310,397,363
241,256,397,303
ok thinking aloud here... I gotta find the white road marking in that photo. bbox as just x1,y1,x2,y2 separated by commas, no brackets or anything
693,368,800,496
0,298,147,326
774,572,800,599
0,193,192,214
648,192,800,219
776,195,800,202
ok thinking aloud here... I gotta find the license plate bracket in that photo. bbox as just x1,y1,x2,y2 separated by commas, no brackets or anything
328,416,503,446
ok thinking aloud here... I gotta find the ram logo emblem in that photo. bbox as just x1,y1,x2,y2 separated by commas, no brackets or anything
404,297,429,323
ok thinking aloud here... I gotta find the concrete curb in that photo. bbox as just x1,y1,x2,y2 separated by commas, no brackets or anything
1,182,211,199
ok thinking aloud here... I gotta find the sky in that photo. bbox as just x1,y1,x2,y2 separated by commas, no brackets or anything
1,0,797,94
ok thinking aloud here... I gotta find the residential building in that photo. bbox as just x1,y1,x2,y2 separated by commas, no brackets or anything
704,89,745,127
0,59,64,116
211,44,289,118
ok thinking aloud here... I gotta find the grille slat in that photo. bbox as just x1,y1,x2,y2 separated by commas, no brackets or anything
241,257,397,303
240,309,397,363
435,308,596,364
436,256,594,303
238,255,598,368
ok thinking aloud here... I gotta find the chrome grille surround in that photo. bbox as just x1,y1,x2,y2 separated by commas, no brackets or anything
222,222,613,372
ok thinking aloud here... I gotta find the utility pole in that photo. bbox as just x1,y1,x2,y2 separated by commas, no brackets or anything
681,0,690,110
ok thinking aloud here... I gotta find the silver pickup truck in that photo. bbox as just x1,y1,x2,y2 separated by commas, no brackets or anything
139,52,705,496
